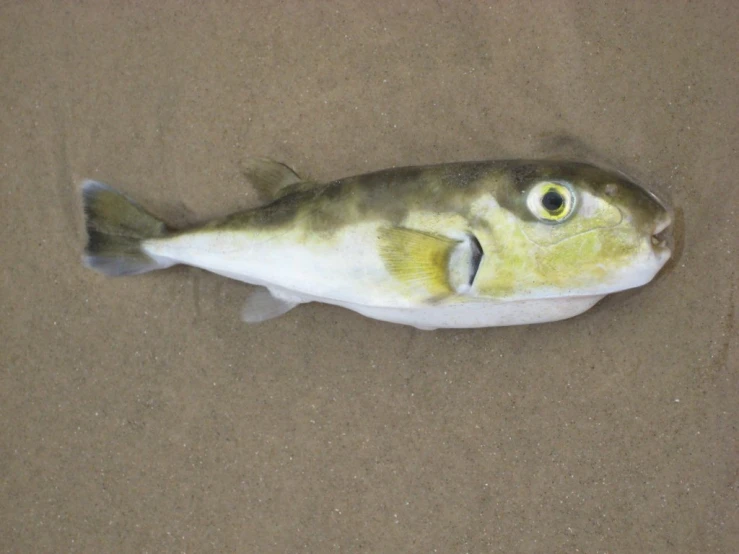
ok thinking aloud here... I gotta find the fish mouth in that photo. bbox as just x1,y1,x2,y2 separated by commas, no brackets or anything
644,185,674,253
650,215,673,260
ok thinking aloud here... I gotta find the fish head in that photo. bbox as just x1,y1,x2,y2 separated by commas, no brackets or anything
473,162,673,298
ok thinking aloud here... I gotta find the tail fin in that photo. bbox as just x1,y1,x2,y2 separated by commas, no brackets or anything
81,180,172,276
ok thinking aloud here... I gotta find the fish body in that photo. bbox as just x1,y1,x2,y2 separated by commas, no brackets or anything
82,159,672,329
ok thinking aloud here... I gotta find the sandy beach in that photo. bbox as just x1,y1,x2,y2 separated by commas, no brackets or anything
1,2,737,552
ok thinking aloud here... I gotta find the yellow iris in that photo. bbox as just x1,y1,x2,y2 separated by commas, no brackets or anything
527,181,576,223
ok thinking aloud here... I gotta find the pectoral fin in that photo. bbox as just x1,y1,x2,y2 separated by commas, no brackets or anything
241,287,298,323
378,227,484,299
243,158,316,202
378,227,459,298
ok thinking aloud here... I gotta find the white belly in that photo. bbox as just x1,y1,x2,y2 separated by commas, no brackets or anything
319,294,605,329
142,225,414,307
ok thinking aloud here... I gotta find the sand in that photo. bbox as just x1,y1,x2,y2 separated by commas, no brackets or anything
1,2,737,552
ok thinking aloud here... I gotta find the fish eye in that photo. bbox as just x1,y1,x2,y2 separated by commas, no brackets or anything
527,181,576,223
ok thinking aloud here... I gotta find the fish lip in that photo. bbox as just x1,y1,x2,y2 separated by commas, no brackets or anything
653,215,672,237
642,182,675,232
650,214,673,254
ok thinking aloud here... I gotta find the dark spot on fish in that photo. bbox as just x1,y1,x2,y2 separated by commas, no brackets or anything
510,163,539,190
440,162,490,189
207,159,668,238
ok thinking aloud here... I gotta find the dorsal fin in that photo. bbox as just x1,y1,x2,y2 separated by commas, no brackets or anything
243,158,315,202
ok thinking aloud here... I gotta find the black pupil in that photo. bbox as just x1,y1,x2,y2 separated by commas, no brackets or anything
542,190,564,212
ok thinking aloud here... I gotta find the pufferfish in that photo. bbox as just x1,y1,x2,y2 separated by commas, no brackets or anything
80,159,672,329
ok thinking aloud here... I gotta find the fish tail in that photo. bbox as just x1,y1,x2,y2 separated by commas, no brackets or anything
81,180,173,276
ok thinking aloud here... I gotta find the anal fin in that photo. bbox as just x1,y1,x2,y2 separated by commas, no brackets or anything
241,287,299,323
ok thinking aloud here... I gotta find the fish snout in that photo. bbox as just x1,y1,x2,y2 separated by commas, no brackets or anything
650,214,673,264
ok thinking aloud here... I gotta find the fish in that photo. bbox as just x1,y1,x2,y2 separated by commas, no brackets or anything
80,158,672,329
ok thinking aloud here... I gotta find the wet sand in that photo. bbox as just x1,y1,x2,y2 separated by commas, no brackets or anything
1,2,737,552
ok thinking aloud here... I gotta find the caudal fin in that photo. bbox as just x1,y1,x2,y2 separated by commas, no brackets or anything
81,181,172,276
